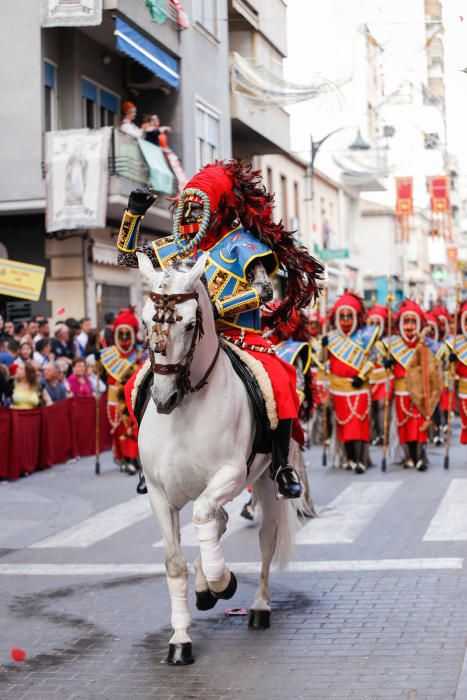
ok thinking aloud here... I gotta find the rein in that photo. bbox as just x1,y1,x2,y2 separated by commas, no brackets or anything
147,290,220,397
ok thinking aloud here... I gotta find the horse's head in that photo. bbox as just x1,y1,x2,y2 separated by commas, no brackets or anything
137,252,207,414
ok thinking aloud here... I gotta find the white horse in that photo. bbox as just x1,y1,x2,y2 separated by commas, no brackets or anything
136,252,295,665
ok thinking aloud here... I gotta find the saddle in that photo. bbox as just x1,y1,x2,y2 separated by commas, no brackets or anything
133,345,272,460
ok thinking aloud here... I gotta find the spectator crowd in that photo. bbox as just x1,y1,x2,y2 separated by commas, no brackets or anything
0,313,111,410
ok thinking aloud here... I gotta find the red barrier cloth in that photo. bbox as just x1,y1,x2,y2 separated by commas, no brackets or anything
40,401,73,469
9,409,42,479
0,408,11,478
1,397,113,480
71,397,98,457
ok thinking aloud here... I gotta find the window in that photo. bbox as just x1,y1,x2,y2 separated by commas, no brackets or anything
195,0,217,36
195,103,220,169
82,78,119,128
280,175,288,227
44,61,57,131
267,167,273,194
293,181,300,221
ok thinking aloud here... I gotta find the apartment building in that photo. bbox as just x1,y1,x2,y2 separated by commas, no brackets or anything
0,0,231,322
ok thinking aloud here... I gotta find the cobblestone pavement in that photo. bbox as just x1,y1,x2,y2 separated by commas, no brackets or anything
0,426,465,699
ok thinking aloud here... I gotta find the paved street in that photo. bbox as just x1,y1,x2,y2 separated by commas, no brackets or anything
0,425,466,700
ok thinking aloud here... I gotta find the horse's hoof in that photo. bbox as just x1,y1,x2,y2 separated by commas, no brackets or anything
195,588,218,611
167,642,194,666
248,609,271,630
210,571,237,600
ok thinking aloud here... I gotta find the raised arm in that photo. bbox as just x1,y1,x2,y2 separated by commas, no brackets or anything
117,188,159,269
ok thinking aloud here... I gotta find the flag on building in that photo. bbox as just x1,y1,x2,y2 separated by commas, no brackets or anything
428,175,451,239
395,176,413,242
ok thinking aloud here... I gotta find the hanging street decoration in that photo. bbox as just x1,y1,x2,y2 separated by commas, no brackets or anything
428,175,451,240
395,176,413,242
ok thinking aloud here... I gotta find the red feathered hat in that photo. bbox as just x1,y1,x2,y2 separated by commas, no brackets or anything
396,299,425,326
113,307,139,333
330,292,366,329
367,304,388,321
173,160,324,324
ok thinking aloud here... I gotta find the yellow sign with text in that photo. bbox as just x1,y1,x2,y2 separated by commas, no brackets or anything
0,258,46,302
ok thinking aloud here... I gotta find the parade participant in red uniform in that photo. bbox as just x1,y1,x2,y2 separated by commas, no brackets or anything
262,302,313,418
379,300,442,470
326,292,379,473
117,160,324,498
431,305,452,432
425,311,444,445
100,308,140,474
367,304,392,445
446,301,467,445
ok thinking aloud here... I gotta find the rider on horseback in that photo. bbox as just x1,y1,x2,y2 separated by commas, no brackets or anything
117,160,324,499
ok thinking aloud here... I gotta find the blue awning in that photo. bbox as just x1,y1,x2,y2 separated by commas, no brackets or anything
114,17,180,90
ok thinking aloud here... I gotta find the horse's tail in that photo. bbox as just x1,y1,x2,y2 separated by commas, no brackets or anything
274,501,295,570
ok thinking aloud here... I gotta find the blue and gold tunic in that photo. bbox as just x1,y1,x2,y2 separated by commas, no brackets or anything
152,226,278,332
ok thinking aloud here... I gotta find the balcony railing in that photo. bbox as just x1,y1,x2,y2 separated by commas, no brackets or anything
109,128,149,185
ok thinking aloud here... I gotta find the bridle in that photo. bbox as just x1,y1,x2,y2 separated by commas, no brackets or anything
146,290,220,398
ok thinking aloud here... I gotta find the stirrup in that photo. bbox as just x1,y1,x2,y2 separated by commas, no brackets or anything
272,465,302,500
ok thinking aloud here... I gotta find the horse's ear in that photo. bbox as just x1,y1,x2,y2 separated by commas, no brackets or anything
136,252,157,285
189,254,207,284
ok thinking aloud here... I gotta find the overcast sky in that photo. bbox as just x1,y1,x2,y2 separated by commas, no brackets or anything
284,0,467,194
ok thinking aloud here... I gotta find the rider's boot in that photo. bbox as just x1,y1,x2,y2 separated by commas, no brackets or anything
269,419,302,500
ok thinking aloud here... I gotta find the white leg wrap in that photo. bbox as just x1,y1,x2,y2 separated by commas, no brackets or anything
195,518,226,582
167,576,191,633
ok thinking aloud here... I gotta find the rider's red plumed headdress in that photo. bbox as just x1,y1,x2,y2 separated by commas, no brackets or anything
113,307,139,333
329,292,366,329
174,160,325,324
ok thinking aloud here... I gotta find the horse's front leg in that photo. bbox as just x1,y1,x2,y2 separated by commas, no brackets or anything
193,464,244,599
145,486,194,666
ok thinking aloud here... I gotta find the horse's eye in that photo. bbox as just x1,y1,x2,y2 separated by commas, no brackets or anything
185,321,196,332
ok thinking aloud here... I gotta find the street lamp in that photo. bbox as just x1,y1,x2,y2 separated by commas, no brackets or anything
308,126,370,201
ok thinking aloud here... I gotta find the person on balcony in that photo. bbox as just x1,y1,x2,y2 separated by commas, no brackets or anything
141,114,172,147
120,101,143,139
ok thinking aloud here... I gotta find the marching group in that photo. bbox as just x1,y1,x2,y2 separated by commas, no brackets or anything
275,294,466,473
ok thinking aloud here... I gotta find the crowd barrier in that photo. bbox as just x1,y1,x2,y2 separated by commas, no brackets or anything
0,396,112,480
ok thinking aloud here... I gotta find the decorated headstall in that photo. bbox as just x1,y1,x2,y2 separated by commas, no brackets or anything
144,290,219,398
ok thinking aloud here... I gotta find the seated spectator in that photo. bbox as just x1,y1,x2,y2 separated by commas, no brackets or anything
26,319,39,344
142,114,172,147
12,362,49,409
0,363,13,406
15,341,34,368
14,322,26,343
41,362,69,403
33,339,53,371
68,358,93,397
0,339,19,368
2,320,14,341
76,317,92,357
120,101,142,139
84,329,99,359
85,355,106,395
51,324,74,367
34,319,50,345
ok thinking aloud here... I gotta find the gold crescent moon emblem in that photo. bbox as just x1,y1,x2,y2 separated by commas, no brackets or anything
220,251,238,264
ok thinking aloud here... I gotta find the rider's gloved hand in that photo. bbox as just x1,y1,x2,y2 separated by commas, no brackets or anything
382,356,394,370
321,335,329,347
128,188,157,216
449,352,457,363
351,376,364,389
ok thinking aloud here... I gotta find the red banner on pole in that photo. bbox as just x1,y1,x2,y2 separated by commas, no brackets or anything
428,175,451,239
395,177,413,242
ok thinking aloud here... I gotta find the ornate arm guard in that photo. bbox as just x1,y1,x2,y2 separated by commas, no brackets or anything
215,287,260,318
117,210,143,253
